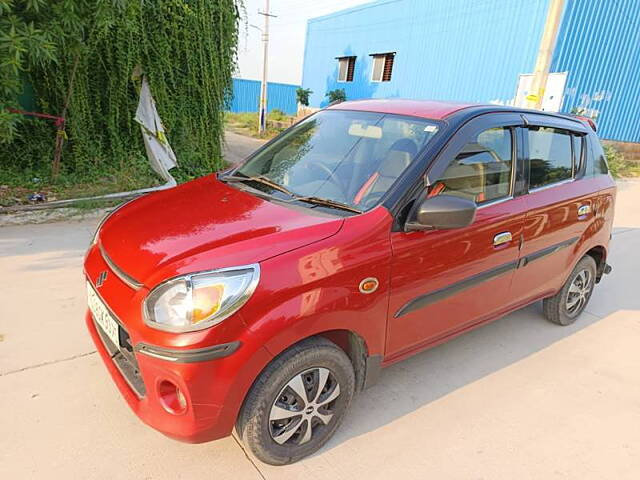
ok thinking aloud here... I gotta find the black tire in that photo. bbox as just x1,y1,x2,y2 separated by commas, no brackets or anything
237,337,355,465
543,255,597,326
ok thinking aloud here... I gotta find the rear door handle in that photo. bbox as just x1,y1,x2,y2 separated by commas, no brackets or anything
578,205,591,217
493,231,512,246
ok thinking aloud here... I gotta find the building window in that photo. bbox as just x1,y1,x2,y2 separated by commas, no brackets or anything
528,127,573,189
337,56,356,82
370,52,395,82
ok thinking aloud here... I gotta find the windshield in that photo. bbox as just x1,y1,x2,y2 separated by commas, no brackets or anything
230,110,440,211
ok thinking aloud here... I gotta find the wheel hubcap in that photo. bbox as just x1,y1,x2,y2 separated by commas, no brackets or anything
269,367,340,446
565,268,592,317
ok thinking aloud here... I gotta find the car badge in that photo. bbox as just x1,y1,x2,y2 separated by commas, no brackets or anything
96,271,108,288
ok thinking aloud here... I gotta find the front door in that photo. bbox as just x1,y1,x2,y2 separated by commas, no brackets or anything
386,114,527,359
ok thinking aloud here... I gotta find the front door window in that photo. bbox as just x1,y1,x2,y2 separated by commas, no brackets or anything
429,127,514,205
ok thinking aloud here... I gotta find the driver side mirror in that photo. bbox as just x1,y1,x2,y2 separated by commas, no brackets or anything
405,194,477,231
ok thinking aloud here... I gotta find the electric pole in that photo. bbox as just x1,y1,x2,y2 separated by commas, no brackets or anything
527,0,565,110
258,0,276,135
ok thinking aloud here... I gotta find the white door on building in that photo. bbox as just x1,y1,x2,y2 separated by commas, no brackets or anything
515,72,568,112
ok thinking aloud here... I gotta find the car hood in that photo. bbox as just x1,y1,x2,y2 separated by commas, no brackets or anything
98,175,344,287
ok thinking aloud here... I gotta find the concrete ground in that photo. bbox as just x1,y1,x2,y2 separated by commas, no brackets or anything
1,178,639,479
223,130,266,166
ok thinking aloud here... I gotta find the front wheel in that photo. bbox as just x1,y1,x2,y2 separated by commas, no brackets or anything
543,255,597,326
237,337,355,465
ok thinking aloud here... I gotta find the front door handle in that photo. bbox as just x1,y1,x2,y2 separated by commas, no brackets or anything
493,231,512,246
578,205,591,217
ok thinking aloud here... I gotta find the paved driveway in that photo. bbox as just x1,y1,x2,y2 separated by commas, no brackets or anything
223,130,266,166
1,180,639,479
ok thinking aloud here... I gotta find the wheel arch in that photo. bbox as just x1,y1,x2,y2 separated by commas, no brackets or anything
234,329,381,436
264,329,380,393
584,244,608,282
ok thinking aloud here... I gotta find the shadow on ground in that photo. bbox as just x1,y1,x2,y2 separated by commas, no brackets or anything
321,225,640,454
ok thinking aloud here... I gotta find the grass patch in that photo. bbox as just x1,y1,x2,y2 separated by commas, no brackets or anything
225,110,295,139
0,157,161,208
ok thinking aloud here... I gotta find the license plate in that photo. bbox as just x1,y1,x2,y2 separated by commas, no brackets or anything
87,282,120,348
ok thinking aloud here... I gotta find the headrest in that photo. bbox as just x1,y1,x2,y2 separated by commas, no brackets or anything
389,139,418,156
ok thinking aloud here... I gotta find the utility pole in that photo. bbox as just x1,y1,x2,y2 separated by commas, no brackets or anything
526,0,565,110
258,0,277,135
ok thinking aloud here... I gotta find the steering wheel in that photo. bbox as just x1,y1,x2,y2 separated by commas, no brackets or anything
307,162,345,193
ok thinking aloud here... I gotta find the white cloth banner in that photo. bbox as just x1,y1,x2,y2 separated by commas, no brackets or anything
134,77,177,186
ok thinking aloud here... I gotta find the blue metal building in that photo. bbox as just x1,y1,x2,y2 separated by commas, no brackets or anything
301,0,640,142
229,78,299,115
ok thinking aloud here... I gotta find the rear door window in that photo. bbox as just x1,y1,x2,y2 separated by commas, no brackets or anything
590,136,609,175
528,127,573,189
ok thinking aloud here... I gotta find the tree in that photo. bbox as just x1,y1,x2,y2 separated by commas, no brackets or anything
0,0,56,144
295,87,312,107
1,0,243,180
325,88,346,104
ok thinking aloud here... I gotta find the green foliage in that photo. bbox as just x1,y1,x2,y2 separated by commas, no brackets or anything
269,109,288,121
225,111,293,139
1,0,242,184
0,0,57,144
605,145,640,178
325,88,346,104
295,87,312,107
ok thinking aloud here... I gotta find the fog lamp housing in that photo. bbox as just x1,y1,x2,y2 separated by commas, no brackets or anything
158,379,187,415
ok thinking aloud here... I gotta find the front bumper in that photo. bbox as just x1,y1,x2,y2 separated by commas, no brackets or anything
86,310,262,443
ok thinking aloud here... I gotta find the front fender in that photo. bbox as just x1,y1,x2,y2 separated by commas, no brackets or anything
215,206,393,433
242,205,393,359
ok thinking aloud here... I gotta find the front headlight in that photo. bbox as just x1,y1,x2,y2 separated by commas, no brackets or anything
143,264,260,332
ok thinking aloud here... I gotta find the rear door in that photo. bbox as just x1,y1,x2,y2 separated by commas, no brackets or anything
509,114,595,305
386,113,527,360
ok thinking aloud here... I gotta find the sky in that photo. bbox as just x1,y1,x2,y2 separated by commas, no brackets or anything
236,0,372,85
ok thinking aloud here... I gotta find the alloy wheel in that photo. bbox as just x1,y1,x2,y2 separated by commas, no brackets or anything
269,367,340,446
565,269,593,317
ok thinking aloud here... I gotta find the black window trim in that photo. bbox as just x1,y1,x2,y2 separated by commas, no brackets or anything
572,133,587,179
526,126,575,193
389,112,525,231
439,125,518,210
521,112,589,194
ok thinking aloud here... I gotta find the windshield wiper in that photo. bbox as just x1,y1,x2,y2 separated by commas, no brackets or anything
290,196,362,214
221,174,295,196
222,173,361,214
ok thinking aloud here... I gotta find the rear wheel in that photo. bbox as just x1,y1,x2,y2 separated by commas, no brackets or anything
237,337,355,465
543,255,597,326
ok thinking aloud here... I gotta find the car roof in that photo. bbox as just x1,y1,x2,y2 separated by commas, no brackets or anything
327,98,591,129
327,99,475,120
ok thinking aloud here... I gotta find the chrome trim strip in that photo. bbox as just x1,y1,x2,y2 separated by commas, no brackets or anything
477,195,514,210
135,341,241,363
528,177,575,193
99,244,143,290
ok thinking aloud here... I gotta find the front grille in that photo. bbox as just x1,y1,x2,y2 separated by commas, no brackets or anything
93,317,146,397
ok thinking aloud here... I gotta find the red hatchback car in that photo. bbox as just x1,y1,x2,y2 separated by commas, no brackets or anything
85,99,615,464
